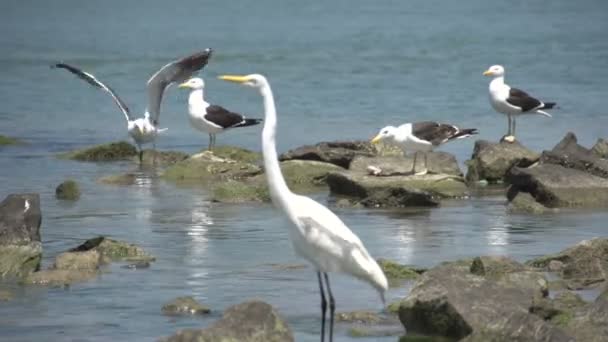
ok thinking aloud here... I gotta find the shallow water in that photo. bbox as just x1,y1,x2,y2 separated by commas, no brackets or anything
1,0,608,341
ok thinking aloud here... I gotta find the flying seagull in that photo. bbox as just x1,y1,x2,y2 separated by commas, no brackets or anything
371,121,477,175
219,74,388,342
178,77,262,150
52,48,213,162
483,65,555,142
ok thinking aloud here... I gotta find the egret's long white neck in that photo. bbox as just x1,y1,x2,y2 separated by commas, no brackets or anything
260,84,292,209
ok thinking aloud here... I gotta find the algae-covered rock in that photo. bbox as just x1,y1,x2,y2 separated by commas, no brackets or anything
58,141,138,161
161,300,293,342
55,179,81,200
591,138,608,158
135,150,189,166
0,244,42,278
53,250,101,270
23,269,98,286
279,159,344,188
211,179,270,203
211,145,262,164
377,259,421,286
0,135,23,146
162,151,262,184
97,173,138,186
69,236,155,263
465,140,539,184
162,296,211,316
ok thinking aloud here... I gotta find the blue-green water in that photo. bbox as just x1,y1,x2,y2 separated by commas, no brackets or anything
1,0,607,341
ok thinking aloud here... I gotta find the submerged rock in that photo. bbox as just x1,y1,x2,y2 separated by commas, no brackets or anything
0,288,12,301
55,180,81,200
162,296,211,316
377,259,421,286
23,269,98,286
58,141,137,162
211,180,270,203
161,300,293,342
69,236,155,264
52,250,101,270
162,151,261,184
279,140,377,168
97,173,139,186
465,140,539,184
397,256,559,340
526,238,608,289
0,135,23,146
336,310,398,324
135,150,189,166
0,193,42,278
507,192,554,214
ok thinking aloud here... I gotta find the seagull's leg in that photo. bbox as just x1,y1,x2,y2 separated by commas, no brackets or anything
208,134,212,151
323,273,335,342
137,143,143,164
317,272,327,342
507,115,513,136
411,151,418,175
512,117,517,137
152,140,157,165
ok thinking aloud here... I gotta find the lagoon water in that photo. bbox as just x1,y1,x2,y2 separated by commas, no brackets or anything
1,0,607,341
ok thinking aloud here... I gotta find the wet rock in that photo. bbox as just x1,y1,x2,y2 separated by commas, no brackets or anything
507,192,553,214
58,141,137,161
55,180,81,200
121,261,151,269
540,132,608,179
0,193,42,278
162,296,211,316
279,140,377,169
97,173,138,186
350,153,463,177
526,238,608,289
211,180,270,203
162,151,262,184
336,310,397,324
465,140,539,184
136,150,189,166
0,135,23,146
52,250,101,270
548,260,565,272
547,289,608,341
278,159,344,189
161,300,293,342
211,145,262,164
398,257,554,340
69,236,155,264
23,269,98,286
377,259,421,286
591,138,608,158
507,163,608,208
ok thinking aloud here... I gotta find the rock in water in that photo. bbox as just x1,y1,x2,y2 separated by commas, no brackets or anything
540,132,608,179
0,193,42,278
55,180,81,200
58,141,137,162
69,236,155,263
162,296,211,316
161,151,262,184
160,300,293,342
465,140,539,184
591,138,608,158
507,192,553,214
279,140,377,168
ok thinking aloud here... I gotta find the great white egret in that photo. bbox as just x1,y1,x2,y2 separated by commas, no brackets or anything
178,77,262,150
483,65,555,141
371,121,477,175
52,48,213,162
219,73,388,342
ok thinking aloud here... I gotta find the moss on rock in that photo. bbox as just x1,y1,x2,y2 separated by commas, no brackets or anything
23,269,98,286
377,258,421,286
134,150,189,166
212,180,270,203
162,151,262,184
0,243,42,279
55,180,81,200
162,296,211,316
58,141,137,161
0,135,23,146
211,146,262,164
69,236,155,263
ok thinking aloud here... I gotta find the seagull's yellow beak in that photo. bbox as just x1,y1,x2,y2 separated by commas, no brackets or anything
177,81,190,89
218,75,250,84
370,134,383,144
483,69,493,76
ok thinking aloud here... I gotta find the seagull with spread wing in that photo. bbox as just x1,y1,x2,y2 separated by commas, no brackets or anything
52,48,213,162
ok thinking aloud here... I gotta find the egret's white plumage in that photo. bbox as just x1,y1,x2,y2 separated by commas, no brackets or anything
178,77,262,150
371,121,477,175
219,74,387,342
52,49,213,162
483,65,555,141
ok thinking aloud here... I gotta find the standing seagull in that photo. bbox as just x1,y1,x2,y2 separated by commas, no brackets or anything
52,48,213,162
371,121,477,175
483,65,555,142
178,77,262,150
219,74,387,342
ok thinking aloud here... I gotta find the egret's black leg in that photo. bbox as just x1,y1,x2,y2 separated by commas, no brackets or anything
138,150,143,164
152,141,157,165
323,273,335,342
317,271,327,342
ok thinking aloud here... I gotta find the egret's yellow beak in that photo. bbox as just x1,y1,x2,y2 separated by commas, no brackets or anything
218,75,250,83
370,134,383,144
483,70,493,76
178,82,190,89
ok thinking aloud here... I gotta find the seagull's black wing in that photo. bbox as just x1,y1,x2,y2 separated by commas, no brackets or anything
53,63,132,121
506,87,543,112
204,105,249,129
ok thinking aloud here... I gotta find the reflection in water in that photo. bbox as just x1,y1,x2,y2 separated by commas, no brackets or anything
486,212,509,253
186,196,214,290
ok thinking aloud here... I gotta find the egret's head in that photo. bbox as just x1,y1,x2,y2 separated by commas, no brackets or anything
218,74,268,89
483,65,505,77
178,77,205,90
370,126,397,144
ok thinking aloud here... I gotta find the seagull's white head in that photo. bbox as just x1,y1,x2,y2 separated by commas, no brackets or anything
218,74,269,92
483,65,505,77
178,77,205,90
370,126,398,144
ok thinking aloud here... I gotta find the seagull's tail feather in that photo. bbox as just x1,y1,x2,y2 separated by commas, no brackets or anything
542,102,556,109
454,128,479,140
156,128,169,133
235,118,263,128
535,110,552,118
